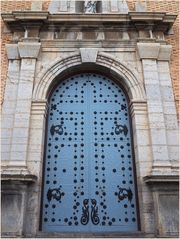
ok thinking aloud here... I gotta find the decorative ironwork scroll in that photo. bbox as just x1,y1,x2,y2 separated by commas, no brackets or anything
47,186,65,203
81,199,89,225
114,123,128,136
91,199,100,225
50,124,64,136
115,187,133,203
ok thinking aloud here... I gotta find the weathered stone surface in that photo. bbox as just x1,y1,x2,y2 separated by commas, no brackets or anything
18,42,41,58
135,0,147,12
110,0,119,12
31,1,42,11
48,0,60,13
60,0,68,11
102,1,110,13
118,0,129,13
158,45,172,61
1,182,29,236
1,193,23,235
158,194,179,236
6,44,20,59
80,48,98,63
107,0,129,13
137,43,160,59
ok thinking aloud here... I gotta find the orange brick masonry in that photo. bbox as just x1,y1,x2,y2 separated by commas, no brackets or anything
1,0,179,117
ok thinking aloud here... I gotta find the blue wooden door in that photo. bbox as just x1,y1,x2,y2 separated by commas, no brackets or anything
42,73,138,232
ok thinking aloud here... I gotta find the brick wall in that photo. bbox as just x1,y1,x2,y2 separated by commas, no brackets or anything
1,0,179,115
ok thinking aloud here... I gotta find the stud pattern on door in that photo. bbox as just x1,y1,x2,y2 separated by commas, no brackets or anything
42,73,138,232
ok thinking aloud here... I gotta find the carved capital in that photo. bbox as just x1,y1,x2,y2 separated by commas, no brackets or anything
18,42,41,59
158,45,172,61
137,43,172,61
137,43,160,59
5,44,20,60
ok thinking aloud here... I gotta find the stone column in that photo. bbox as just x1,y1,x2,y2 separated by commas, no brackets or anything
9,42,41,170
1,44,20,165
137,42,178,175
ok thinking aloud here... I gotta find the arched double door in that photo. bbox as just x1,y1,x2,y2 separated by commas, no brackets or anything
41,73,139,232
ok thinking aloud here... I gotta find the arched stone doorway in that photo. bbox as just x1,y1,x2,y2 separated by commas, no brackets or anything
41,72,140,232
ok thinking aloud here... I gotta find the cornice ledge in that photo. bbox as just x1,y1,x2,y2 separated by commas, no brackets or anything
129,12,177,22
1,11,177,24
1,11,49,21
1,173,37,183
144,175,179,184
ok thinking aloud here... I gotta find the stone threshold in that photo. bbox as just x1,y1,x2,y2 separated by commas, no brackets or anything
29,231,154,238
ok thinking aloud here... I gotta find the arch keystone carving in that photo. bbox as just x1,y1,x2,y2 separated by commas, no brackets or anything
80,48,98,63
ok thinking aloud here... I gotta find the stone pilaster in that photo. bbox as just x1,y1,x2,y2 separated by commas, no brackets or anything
130,100,155,233
8,42,41,170
157,58,179,173
1,44,20,166
27,100,48,177
130,101,151,177
137,42,178,175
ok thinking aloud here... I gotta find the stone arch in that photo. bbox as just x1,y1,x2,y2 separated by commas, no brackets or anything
33,51,146,101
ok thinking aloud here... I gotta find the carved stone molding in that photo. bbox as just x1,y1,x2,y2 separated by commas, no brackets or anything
31,100,48,116
144,175,179,184
1,174,37,183
1,166,37,183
